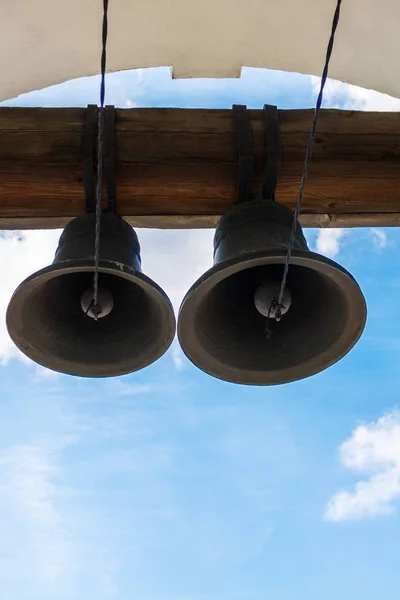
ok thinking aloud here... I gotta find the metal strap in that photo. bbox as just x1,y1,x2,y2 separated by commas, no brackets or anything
262,104,281,201
82,104,98,214
232,104,254,204
104,105,118,214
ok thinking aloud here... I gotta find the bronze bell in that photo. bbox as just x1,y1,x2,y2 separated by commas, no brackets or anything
178,199,367,385
6,214,176,377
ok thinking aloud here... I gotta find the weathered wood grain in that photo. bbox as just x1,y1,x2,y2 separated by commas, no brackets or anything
0,107,399,229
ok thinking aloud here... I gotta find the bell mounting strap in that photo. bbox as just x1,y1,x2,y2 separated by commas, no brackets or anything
103,105,118,215
82,104,97,214
232,103,281,204
262,104,281,201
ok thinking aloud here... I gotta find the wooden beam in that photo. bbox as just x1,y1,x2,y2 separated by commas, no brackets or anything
0,107,399,230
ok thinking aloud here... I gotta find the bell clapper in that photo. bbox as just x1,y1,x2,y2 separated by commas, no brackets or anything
255,281,291,338
81,287,114,320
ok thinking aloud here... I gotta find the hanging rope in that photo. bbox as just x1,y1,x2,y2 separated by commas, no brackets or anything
275,0,343,317
91,0,109,319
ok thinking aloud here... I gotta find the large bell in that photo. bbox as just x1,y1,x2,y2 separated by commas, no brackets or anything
6,214,176,377
178,200,366,385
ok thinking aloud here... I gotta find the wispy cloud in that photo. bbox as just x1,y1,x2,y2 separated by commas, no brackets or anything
369,228,388,251
315,229,345,258
324,410,400,521
34,364,61,380
311,77,400,111
171,342,185,371
138,228,214,371
114,381,155,396
0,374,183,598
0,441,79,594
138,228,214,311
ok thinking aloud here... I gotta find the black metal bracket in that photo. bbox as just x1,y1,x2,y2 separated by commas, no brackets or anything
262,104,281,201
82,104,98,214
104,105,118,214
232,104,254,204
232,103,281,204
82,104,118,215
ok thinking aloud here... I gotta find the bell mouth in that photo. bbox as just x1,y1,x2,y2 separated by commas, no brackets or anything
178,249,367,386
6,259,176,378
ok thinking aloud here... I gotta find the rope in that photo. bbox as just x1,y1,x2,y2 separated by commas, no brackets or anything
91,0,109,319
275,0,343,316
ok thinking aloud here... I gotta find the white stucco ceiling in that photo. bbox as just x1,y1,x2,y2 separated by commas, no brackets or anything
0,0,398,101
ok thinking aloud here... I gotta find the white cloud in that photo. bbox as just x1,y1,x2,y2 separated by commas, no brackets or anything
324,410,400,521
114,381,154,396
314,226,388,261
124,99,137,108
139,228,214,371
171,341,185,370
0,383,139,598
311,76,400,111
138,228,214,311
34,365,60,380
369,228,388,250
315,228,344,258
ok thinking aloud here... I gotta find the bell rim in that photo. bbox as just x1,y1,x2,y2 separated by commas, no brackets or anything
6,259,176,378
178,248,367,386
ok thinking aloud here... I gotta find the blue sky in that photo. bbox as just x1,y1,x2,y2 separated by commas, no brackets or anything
1,68,400,600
